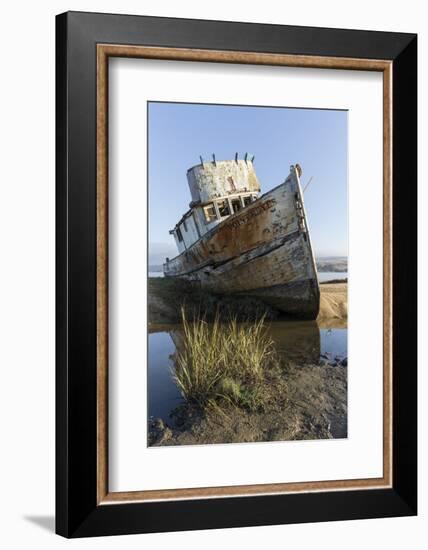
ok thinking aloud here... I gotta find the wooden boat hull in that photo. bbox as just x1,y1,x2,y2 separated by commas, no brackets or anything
164,171,320,319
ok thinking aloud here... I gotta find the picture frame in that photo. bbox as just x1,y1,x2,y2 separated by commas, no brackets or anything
56,11,417,537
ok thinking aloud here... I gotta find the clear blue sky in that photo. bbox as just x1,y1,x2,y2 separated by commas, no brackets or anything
148,102,347,263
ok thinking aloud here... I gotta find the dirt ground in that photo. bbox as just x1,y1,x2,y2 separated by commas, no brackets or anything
149,361,347,447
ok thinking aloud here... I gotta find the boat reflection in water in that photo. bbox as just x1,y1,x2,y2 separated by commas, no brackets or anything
267,321,320,365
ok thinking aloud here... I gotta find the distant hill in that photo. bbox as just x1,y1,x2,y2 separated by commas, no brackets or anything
149,264,164,272
150,244,347,274
149,242,177,267
316,257,347,273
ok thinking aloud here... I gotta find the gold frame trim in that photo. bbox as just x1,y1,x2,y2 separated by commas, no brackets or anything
96,44,393,504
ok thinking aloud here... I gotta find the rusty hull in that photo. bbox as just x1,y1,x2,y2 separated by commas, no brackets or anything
164,169,320,319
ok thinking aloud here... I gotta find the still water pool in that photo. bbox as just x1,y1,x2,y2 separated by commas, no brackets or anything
148,322,347,423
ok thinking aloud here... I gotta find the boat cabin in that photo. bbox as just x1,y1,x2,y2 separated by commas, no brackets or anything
169,156,261,254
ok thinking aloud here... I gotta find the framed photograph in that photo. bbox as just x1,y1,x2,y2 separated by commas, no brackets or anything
56,11,417,537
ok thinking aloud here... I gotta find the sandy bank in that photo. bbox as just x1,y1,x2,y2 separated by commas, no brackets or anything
318,283,348,324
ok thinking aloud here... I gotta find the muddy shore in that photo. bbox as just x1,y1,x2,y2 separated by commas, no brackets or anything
149,360,347,446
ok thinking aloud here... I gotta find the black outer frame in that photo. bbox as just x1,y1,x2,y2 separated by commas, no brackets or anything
56,11,417,538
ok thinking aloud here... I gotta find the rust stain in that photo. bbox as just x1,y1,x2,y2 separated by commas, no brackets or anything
227,176,236,192
224,199,276,230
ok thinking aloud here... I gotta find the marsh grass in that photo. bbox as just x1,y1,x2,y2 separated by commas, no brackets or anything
172,308,280,412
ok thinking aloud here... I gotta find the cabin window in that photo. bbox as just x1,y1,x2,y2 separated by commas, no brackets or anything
243,195,252,207
176,227,183,242
231,198,242,213
183,219,187,231
203,204,217,223
217,199,230,218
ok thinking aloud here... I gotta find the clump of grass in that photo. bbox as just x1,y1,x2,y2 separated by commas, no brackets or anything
172,307,279,411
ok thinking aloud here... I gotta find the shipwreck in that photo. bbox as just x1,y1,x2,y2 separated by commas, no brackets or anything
163,155,320,319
